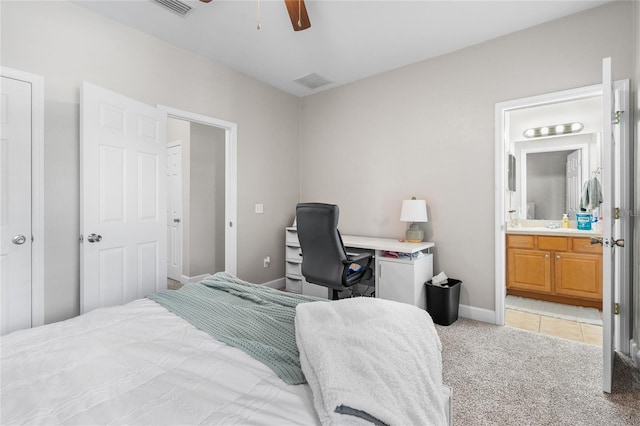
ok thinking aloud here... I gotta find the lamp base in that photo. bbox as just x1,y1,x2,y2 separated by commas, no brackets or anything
405,223,424,243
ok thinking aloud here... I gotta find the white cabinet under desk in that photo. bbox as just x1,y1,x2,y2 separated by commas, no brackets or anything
377,254,433,310
284,227,435,309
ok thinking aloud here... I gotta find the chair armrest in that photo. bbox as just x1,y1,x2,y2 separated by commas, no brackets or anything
342,252,372,264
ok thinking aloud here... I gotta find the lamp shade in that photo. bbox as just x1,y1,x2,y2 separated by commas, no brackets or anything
400,199,428,222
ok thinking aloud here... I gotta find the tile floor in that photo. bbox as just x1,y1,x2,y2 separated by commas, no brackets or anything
505,308,603,346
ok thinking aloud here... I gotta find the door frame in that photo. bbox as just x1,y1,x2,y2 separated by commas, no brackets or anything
1,67,45,328
158,106,238,276
495,83,604,325
494,81,632,351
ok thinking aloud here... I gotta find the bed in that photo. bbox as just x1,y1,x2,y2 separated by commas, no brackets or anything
1,272,451,425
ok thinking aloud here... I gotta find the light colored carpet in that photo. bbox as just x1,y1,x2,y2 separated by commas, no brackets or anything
506,295,602,325
436,319,639,425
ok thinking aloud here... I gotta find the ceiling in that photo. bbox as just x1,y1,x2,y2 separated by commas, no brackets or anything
75,0,610,97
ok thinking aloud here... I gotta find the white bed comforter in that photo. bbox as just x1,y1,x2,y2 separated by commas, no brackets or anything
296,297,450,426
1,298,320,425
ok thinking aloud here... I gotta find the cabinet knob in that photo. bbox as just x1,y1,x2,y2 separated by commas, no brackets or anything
545,254,549,258
556,255,560,259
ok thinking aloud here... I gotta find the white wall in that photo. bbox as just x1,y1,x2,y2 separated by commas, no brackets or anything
300,2,635,311
1,1,301,323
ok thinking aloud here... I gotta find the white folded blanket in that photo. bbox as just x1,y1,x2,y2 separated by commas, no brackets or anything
295,297,449,426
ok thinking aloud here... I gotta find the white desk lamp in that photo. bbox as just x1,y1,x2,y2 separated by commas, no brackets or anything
400,198,428,242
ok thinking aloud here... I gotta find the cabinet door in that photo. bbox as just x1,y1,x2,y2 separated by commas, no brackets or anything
378,259,414,305
555,252,602,300
507,249,551,293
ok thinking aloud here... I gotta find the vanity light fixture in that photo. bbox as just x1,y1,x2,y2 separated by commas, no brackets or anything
523,122,584,138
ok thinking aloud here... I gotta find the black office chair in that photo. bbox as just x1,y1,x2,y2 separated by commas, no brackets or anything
295,203,373,300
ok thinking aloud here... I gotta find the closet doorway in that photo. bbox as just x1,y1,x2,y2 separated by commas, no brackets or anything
162,107,237,285
0,67,44,335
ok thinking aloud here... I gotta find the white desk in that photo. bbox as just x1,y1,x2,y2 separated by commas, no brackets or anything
341,235,434,254
284,228,435,309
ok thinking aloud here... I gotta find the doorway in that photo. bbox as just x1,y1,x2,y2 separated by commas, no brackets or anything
494,81,632,352
0,67,45,335
166,117,228,285
160,106,238,282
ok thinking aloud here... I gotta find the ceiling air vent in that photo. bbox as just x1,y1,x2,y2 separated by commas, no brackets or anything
293,73,332,90
154,0,192,17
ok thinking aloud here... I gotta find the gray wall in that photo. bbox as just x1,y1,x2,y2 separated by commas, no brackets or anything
300,2,635,312
189,123,226,277
1,1,300,323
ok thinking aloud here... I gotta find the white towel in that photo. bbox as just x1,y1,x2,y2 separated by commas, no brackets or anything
295,298,449,426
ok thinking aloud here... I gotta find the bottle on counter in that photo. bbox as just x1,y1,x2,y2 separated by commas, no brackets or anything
562,213,569,228
591,209,599,232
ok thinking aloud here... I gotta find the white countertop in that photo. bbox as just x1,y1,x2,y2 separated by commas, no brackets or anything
341,235,434,253
506,226,601,238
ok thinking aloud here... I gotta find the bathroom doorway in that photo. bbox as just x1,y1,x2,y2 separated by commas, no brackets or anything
503,93,604,344
494,79,632,353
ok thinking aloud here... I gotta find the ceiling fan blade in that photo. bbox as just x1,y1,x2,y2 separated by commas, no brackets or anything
199,0,213,3
284,0,311,31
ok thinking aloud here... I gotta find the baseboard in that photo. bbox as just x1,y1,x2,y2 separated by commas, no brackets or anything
262,277,285,290
631,340,640,370
458,304,496,324
181,273,211,284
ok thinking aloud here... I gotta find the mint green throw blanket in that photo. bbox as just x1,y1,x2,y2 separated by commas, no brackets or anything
148,272,325,385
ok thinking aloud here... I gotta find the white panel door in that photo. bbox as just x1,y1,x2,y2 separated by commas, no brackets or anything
81,82,166,314
0,76,32,335
167,144,182,282
600,57,615,394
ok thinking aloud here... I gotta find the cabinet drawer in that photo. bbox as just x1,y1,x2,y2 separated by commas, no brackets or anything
285,245,302,261
285,277,302,293
285,261,302,278
285,229,299,245
507,234,535,249
571,237,602,254
538,236,568,251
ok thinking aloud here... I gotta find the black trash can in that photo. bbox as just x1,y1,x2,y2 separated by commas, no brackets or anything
425,279,462,326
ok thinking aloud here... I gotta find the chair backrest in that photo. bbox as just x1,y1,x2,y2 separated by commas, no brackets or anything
296,203,348,290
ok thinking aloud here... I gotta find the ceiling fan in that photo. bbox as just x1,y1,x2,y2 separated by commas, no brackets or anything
199,0,311,31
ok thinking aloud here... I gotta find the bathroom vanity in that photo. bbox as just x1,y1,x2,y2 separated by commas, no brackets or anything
506,227,602,309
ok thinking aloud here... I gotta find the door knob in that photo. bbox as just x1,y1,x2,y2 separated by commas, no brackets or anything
87,233,102,243
173,218,181,223
613,239,625,247
590,237,603,245
12,235,26,245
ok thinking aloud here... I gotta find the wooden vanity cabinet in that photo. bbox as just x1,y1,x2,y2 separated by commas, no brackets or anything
506,235,602,307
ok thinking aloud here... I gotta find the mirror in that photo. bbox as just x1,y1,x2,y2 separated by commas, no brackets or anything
505,96,602,222
514,133,600,220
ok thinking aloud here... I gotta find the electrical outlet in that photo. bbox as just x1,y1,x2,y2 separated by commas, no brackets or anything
255,203,264,214
263,256,271,268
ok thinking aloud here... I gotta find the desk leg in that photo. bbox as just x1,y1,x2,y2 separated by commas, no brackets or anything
374,249,382,298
